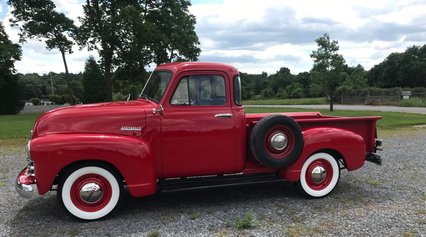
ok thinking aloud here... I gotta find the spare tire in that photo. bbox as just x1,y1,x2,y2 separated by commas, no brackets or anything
250,114,304,168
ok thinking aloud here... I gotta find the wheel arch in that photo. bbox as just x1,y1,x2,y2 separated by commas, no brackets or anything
30,133,157,197
54,160,125,187
317,148,346,168
282,127,365,181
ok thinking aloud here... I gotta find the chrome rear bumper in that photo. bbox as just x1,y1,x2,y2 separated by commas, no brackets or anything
16,165,38,198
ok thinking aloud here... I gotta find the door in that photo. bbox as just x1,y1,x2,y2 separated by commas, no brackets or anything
160,73,237,177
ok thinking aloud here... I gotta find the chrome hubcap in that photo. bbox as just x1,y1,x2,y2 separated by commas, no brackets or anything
270,133,288,151
311,166,327,184
80,182,103,203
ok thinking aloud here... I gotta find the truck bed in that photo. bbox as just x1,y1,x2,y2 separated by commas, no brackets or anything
246,112,382,153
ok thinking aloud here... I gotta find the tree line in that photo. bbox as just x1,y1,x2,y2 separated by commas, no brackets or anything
4,0,199,106
1,1,426,114
241,35,426,111
14,39,426,106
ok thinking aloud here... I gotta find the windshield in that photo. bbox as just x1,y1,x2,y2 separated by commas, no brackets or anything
139,71,172,103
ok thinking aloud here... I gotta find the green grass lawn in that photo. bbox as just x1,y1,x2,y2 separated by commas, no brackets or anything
0,113,41,139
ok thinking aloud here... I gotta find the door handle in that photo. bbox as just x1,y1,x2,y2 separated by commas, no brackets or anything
215,113,233,118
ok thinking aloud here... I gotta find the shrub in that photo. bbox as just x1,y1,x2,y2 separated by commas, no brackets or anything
30,98,41,106
398,97,426,107
48,94,61,105
112,93,127,101
0,75,24,114
235,214,254,230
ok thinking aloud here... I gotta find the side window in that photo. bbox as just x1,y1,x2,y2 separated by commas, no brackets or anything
171,78,190,105
171,75,226,106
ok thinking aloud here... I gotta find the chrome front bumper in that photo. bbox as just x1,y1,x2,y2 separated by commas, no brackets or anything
16,165,38,198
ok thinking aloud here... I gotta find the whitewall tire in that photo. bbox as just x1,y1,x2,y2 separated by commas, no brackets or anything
298,152,340,198
59,165,122,220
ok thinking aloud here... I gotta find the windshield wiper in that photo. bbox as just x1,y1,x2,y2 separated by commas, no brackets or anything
140,93,158,103
141,93,149,101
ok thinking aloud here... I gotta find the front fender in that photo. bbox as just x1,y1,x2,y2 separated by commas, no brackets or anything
284,127,366,181
30,133,156,197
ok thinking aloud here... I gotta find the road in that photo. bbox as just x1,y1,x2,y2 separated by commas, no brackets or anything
245,104,426,114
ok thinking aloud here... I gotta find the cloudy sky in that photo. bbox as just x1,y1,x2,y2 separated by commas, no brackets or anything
1,0,426,75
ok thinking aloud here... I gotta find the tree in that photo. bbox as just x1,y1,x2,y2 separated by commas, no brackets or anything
295,72,311,97
310,33,346,111
343,64,367,90
269,67,293,95
82,56,106,103
115,0,200,84
78,0,130,101
368,45,426,88
8,0,78,104
0,22,24,114
78,0,201,101
148,0,200,64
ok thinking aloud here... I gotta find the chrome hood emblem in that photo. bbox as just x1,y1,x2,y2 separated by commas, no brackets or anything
120,126,142,131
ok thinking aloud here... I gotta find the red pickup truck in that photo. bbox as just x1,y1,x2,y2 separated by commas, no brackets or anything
16,62,382,220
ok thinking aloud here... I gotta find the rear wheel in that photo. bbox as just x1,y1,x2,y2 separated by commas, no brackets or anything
297,152,340,198
58,164,122,220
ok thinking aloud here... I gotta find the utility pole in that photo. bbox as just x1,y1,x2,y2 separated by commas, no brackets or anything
50,73,55,94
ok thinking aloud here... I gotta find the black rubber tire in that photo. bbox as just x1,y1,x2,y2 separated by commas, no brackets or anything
250,114,304,168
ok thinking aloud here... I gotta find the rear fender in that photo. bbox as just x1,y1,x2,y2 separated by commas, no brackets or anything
283,127,366,181
30,134,156,197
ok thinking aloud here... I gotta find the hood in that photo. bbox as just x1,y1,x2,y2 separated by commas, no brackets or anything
32,100,155,138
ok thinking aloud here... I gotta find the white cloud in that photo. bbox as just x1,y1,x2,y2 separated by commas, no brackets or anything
191,0,426,73
2,0,426,75
55,0,84,26
15,44,96,74
3,1,92,74
374,4,426,24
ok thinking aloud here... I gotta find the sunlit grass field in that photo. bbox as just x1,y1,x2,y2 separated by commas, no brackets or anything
0,113,41,139
0,108,425,146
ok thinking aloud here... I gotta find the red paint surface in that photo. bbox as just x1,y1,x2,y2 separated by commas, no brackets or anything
70,174,112,212
305,159,333,191
23,62,381,197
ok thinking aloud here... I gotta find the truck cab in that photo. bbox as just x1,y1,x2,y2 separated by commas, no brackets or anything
142,62,246,178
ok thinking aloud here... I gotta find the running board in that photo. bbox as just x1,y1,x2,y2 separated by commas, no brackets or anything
158,173,285,192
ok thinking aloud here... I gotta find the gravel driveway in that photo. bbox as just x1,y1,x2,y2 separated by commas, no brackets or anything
1,131,425,236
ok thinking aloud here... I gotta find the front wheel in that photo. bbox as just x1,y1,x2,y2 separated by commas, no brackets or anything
58,164,122,220
297,152,340,198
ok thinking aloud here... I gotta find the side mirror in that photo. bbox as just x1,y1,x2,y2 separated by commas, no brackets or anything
152,104,164,115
